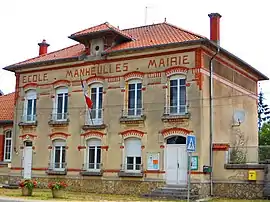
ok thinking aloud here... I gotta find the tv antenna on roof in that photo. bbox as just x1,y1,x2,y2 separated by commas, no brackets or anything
232,110,246,127
144,6,154,25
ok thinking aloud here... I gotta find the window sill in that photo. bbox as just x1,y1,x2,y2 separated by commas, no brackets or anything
46,169,67,175
161,112,190,122
48,119,69,126
118,171,143,177
18,121,38,127
80,170,103,176
82,124,106,130
0,162,9,166
119,115,146,124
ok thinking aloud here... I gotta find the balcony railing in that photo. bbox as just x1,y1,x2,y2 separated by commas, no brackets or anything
21,114,36,122
48,162,67,171
164,105,187,115
226,146,270,164
50,113,69,121
82,163,103,171
85,109,103,125
120,163,143,172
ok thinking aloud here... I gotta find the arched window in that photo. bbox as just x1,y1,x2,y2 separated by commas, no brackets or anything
86,138,101,170
4,130,12,161
124,137,142,172
168,75,186,115
54,87,68,120
127,79,142,116
24,90,37,122
88,83,103,125
52,139,66,171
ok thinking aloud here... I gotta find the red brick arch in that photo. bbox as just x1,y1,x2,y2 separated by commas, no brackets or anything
124,71,144,81
49,132,70,140
80,131,105,139
52,80,71,88
120,130,145,138
161,127,193,138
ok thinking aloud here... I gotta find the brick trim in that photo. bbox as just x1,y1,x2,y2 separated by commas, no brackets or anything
80,131,105,139
49,132,70,140
161,127,193,137
119,129,145,138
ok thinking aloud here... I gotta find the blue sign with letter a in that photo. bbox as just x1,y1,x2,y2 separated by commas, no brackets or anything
186,135,196,152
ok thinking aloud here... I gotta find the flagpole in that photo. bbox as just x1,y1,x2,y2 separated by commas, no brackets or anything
80,76,94,125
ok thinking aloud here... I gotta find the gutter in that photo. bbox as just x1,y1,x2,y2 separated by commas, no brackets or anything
0,120,13,124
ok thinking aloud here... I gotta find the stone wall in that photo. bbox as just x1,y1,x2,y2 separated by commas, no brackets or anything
192,183,210,198
9,176,165,195
213,183,263,199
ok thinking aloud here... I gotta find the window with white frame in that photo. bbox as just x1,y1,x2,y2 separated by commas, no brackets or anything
169,75,186,114
124,137,142,172
24,90,37,122
55,87,68,120
127,80,142,116
88,83,103,125
86,138,101,170
4,130,12,162
52,139,66,170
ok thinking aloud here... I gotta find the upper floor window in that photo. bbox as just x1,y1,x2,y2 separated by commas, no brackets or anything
169,75,186,115
86,138,101,171
127,80,142,116
4,130,12,162
24,90,37,122
87,83,103,125
54,87,68,121
51,139,66,171
124,137,142,172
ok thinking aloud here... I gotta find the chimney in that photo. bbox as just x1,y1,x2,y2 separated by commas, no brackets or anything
208,13,222,45
38,39,50,55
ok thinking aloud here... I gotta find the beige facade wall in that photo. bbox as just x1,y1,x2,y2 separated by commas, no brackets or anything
9,45,259,185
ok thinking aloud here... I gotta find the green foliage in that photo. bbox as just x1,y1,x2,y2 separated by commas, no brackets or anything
258,122,270,162
48,181,68,190
19,179,38,191
258,90,270,131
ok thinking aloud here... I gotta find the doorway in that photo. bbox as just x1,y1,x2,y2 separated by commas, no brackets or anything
23,141,33,179
165,136,187,185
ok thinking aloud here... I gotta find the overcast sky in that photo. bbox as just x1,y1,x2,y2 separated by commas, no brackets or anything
0,0,269,104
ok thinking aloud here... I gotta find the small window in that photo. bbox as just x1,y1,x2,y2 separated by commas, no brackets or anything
87,138,101,170
127,80,142,116
55,87,68,120
24,90,37,122
4,130,12,162
52,139,66,171
169,75,186,115
124,137,142,172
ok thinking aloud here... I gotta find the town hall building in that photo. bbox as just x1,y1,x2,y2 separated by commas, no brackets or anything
2,13,268,198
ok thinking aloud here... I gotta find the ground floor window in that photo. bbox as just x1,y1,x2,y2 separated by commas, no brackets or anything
87,138,101,170
124,137,142,172
52,139,66,170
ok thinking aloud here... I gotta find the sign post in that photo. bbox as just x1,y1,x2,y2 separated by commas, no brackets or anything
186,135,196,202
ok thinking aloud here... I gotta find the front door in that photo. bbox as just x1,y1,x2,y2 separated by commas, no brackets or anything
23,141,33,179
165,136,187,185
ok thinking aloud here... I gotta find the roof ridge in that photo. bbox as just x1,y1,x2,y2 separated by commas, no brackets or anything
0,92,15,97
121,22,164,31
163,22,206,39
70,22,108,36
13,43,82,66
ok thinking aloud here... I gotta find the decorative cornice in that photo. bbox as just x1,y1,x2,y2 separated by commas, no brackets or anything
213,143,229,151
49,132,70,140
80,131,105,139
119,129,145,138
52,80,71,88
23,83,38,91
165,66,188,77
161,127,193,137
86,76,105,85
124,71,144,81
19,134,37,141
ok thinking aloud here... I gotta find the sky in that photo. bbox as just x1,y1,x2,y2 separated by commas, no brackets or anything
0,0,269,104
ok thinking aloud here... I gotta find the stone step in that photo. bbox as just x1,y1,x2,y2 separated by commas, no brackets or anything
152,189,189,195
142,193,199,200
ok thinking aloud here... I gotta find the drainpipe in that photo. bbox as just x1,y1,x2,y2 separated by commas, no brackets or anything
209,45,220,196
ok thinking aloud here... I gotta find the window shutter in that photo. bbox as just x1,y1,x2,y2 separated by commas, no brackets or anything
0,135,5,161
125,138,141,157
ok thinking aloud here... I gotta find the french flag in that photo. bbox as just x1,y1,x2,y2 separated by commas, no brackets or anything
81,79,93,109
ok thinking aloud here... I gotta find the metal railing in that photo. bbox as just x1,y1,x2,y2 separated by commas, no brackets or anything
21,114,36,123
227,146,270,164
51,113,69,121
85,109,103,125
120,164,143,172
164,105,187,115
82,163,102,171
122,108,144,117
48,162,67,170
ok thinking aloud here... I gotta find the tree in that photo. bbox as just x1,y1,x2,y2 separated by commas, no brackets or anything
258,122,270,162
258,90,270,131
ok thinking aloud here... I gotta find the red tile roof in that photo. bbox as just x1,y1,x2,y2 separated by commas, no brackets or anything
0,93,14,121
70,22,133,40
8,22,204,67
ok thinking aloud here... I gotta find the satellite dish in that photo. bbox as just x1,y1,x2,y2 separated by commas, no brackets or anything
233,110,246,124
